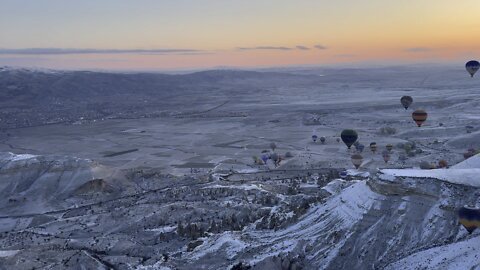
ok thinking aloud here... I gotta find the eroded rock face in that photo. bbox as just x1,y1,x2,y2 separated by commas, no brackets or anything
0,152,114,215
0,152,478,269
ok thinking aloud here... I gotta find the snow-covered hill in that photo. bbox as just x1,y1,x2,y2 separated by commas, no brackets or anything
0,152,117,216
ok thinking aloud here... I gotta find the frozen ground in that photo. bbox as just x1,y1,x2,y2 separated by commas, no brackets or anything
1,65,480,269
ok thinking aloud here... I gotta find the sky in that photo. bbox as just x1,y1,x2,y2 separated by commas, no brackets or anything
1,0,479,71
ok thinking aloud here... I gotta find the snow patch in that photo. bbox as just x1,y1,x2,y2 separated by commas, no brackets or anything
381,168,480,187
146,225,176,233
0,250,20,257
386,235,480,270
189,232,248,260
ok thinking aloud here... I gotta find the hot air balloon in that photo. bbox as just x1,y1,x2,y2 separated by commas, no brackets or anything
261,154,269,164
464,148,477,160
312,135,318,142
320,136,326,144
438,160,448,168
458,206,480,234
339,171,348,179
466,125,475,134
370,142,377,153
386,144,393,152
271,153,281,167
412,110,428,127
400,96,413,110
270,142,277,152
351,154,363,169
341,129,358,149
466,60,480,78
382,150,390,163
355,143,365,153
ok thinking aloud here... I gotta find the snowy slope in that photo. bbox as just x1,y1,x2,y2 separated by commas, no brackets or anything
385,235,480,270
380,168,480,187
451,154,480,169
187,180,382,268
0,152,115,215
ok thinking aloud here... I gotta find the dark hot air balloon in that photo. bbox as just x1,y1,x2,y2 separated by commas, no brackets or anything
341,129,358,149
466,60,480,78
370,142,377,153
400,96,413,110
466,125,474,134
270,142,277,152
312,135,318,142
458,206,480,234
412,110,428,127
320,136,326,144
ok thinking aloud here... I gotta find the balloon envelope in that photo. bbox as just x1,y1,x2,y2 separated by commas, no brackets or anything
341,129,358,149
355,143,365,153
400,96,413,110
370,142,377,153
458,206,480,234
351,154,363,169
382,150,390,163
386,144,393,152
412,110,428,127
466,60,480,77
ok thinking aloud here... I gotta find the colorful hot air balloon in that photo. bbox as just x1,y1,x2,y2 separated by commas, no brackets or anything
458,206,480,234
341,129,358,149
466,60,480,78
312,135,318,142
351,154,363,169
382,150,390,163
320,136,326,144
261,154,269,164
438,159,448,168
386,144,393,152
400,96,413,110
412,110,428,127
370,142,377,154
339,171,348,179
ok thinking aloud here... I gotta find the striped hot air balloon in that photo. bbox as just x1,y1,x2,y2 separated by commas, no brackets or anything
400,96,413,110
412,109,428,127
351,154,363,169
458,206,480,234
386,144,393,152
341,129,358,149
